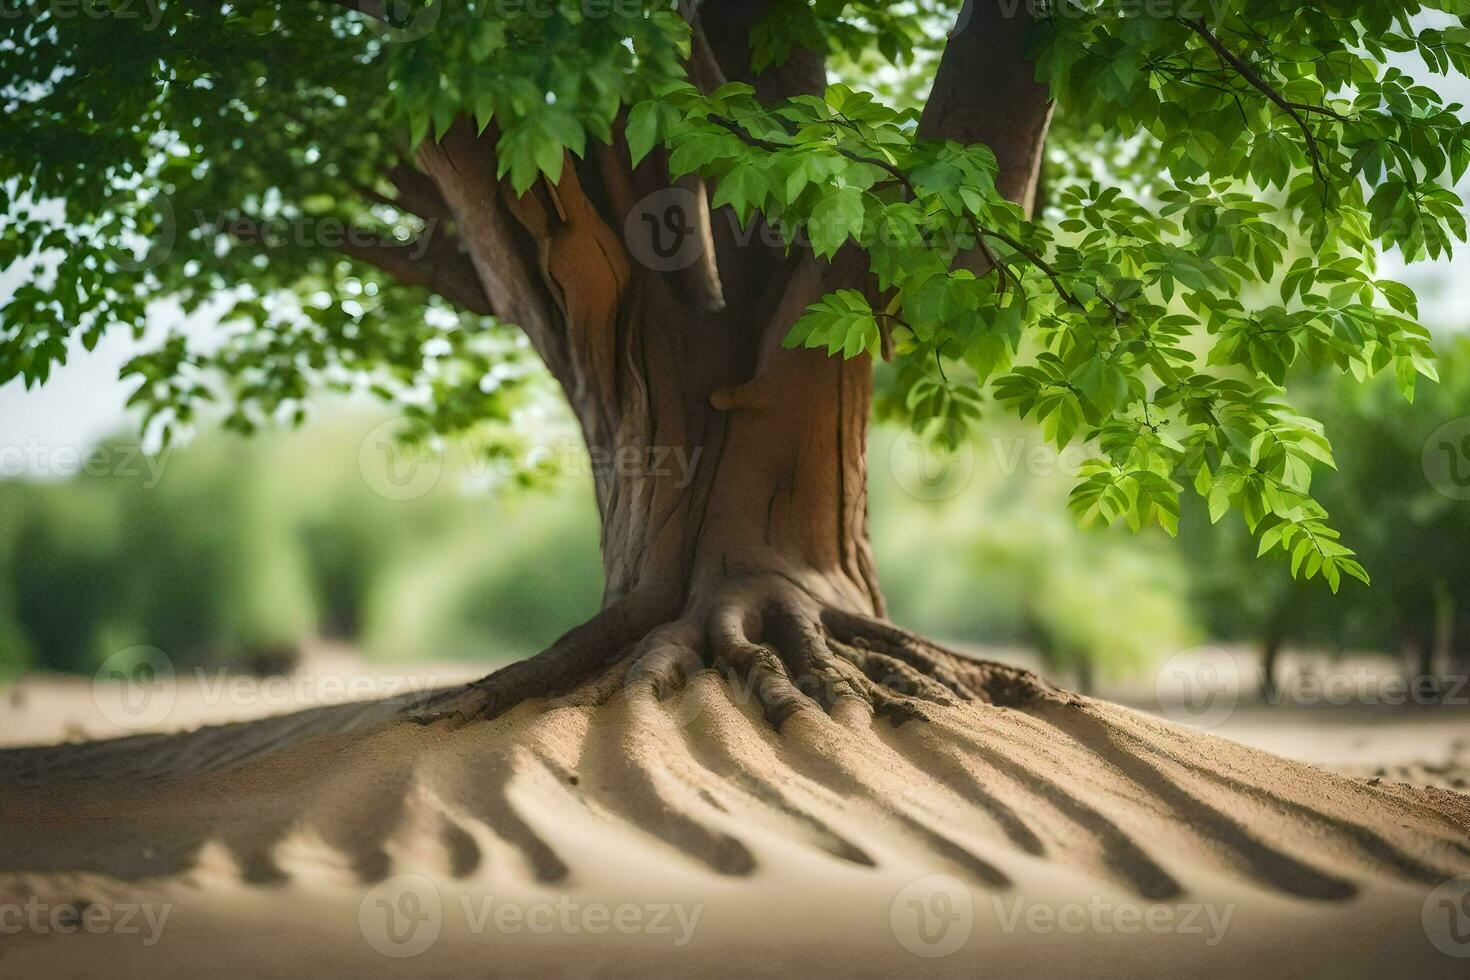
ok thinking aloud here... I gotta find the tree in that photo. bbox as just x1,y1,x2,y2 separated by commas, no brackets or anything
3,2,1469,893
1182,336,1470,700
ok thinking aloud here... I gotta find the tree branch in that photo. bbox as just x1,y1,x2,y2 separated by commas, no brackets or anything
696,0,826,104
416,120,570,376
336,235,493,316
707,112,1123,320
1181,18,1330,185
225,214,493,316
679,0,729,95
917,0,1054,213
690,1,828,306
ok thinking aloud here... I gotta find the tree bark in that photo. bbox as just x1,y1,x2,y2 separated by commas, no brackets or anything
594,249,883,616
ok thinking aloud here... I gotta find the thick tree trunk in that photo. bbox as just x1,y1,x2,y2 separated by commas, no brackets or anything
401,0,1066,724
589,253,883,620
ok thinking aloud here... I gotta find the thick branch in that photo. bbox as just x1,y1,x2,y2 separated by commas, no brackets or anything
680,1,729,95
696,0,826,104
416,120,571,377
689,1,827,305
226,214,493,316
336,235,493,316
918,0,1054,213
385,165,457,224
706,112,1121,320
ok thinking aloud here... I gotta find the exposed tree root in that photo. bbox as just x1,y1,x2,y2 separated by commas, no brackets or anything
409,577,1067,734
1,582,1467,914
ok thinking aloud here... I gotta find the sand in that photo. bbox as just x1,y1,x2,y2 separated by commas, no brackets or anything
1,657,1468,979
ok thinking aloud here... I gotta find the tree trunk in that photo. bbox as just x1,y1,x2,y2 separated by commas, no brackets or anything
398,0,1074,724
1261,634,1282,702
586,249,883,621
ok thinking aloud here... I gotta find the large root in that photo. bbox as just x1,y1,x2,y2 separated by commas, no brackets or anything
1,575,1467,915
409,576,1063,733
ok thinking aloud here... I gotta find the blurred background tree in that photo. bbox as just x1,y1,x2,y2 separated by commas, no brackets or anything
1179,334,1470,699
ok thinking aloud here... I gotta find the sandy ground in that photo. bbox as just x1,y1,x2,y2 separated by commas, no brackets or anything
8,644,1468,786
1,647,1467,978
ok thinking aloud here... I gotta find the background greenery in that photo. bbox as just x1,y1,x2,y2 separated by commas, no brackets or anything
4,333,1467,689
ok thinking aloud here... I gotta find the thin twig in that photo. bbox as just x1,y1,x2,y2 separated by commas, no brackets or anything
1181,18,1333,187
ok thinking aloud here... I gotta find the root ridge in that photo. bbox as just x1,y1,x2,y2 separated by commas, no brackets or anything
3,586,1466,912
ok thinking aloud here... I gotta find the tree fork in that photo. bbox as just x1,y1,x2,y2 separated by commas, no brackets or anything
410,0,1056,723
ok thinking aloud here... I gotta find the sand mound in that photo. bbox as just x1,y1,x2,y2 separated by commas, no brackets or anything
2,652,1468,978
